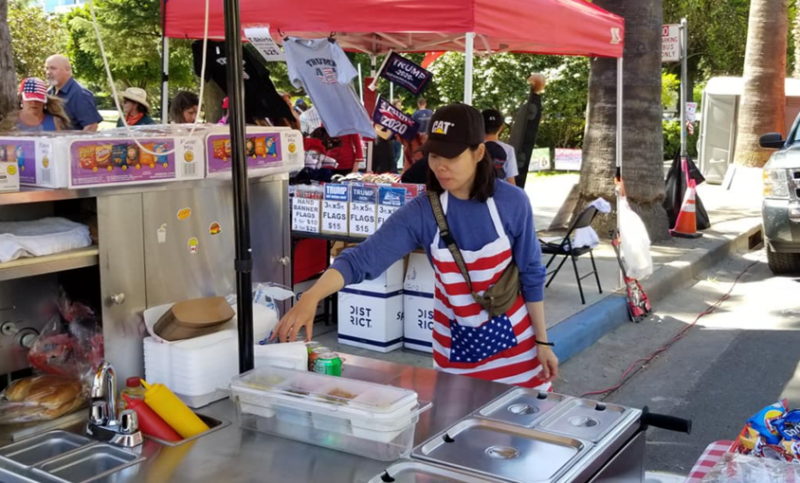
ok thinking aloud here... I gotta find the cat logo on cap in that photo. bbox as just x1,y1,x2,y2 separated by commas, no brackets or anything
431,120,454,135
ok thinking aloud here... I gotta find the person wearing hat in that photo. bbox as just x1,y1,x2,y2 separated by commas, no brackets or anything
0,78,71,132
275,103,558,390
116,87,155,127
483,108,519,185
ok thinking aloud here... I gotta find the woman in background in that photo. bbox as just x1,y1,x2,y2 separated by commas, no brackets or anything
169,91,199,124
0,78,70,132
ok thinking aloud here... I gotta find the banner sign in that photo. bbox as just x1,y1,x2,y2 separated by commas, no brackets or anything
554,148,582,171
379,52,433,94
244,27,285,62
372,96,420,140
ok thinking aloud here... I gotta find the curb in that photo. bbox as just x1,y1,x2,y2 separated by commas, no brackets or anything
550,218,763,364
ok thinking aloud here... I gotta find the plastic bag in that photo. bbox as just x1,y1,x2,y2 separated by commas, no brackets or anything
618,196,653,280
0,375,87,424
701,452,800,482
28,291,103,380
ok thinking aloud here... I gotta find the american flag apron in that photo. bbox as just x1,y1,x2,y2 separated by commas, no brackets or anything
430,192,551,390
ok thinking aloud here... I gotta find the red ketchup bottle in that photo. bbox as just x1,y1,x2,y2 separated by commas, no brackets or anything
122,394,182,442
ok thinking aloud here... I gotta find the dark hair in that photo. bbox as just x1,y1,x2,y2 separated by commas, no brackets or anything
169,91,199,123
485,123,502,135
426,144,496,202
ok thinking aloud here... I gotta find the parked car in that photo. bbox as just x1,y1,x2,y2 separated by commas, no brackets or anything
758,117,800,274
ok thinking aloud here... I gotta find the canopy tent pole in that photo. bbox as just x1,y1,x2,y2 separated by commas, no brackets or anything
464,32,475,105
161,37,169,121
222,0,255,373
160,0,169,122
679,17,688,157
616,57,623,169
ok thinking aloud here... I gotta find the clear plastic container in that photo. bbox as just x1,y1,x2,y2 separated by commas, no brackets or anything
230,367,432,461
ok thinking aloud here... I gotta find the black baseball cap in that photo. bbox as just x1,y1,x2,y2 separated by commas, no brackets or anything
482,109,504,133
420,103,485,158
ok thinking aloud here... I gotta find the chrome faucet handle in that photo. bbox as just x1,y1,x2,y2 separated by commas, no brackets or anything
90,401,109,426
91,362,118,423
118,410,139,435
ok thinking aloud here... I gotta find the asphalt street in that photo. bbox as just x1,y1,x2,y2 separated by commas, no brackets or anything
557,248,800,474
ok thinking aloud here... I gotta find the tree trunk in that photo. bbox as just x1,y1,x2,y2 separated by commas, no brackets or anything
795,6,800,79
0,0,17,123
202,80,225,124
733,0,788,167
576,0,669,241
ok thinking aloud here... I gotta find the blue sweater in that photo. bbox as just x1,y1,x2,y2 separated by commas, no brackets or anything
331,180,547,303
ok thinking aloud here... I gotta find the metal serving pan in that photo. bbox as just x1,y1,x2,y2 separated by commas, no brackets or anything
412,418,589,483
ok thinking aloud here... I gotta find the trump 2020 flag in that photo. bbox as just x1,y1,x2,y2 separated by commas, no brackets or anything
379,52,433,95
372,96,420,140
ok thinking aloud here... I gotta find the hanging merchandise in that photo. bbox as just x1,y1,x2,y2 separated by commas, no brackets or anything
192,40,295,126
618,196,654,281
374,52,433,95
372,96,420,140
283,38,375,140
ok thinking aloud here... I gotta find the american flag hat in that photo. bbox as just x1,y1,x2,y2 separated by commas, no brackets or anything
19,78,48,104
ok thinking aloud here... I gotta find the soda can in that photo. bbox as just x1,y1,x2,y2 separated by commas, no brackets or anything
313,353,342,377
308,346,330,371
305,341,321,355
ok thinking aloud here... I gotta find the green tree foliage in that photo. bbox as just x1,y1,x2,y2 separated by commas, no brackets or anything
8,0,67,79
63,0,196,117
662,72,679,109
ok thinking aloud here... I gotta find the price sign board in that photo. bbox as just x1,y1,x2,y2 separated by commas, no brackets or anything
291,197,321,233
322,184,349,235
377,186,407,229
349,185,378,237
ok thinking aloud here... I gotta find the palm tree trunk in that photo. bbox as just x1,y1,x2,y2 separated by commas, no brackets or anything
576,0,669,241
0,0,17,122
733,0,788,167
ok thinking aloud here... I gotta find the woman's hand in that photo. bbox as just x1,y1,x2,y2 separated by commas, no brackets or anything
537,346,559,382
272,296,319,343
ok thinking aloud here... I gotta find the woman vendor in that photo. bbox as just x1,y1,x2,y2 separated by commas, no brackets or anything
275,104,558,389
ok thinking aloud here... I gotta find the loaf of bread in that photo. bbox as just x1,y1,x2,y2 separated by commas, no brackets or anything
5,375,83,409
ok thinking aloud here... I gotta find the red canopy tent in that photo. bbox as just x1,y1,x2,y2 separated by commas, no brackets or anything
163,0,624,58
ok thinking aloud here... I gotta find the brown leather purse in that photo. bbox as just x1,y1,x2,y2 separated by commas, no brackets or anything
429,191,520,318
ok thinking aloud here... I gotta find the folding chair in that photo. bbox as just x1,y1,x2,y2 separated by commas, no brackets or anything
539,206,603,305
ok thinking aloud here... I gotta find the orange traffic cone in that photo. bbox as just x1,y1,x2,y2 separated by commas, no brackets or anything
670,179,703,238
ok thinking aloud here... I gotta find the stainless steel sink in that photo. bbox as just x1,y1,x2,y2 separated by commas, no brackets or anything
0,431,94,468
0,432,145,483
34,444,143,483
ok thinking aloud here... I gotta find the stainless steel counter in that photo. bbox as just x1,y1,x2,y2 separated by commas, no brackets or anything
4,355,509,483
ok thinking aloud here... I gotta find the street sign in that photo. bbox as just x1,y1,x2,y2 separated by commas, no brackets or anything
662,24,681,62
685,102,698,123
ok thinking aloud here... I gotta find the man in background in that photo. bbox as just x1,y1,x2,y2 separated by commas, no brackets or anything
412,97,433,135
45,55,102,131
483,109,518,185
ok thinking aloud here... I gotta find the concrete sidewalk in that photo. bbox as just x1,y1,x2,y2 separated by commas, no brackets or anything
316,172,763,368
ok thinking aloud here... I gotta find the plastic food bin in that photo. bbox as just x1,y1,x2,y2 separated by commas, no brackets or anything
230,367,432,461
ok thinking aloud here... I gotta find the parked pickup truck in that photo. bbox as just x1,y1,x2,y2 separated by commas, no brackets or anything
759,123,800,274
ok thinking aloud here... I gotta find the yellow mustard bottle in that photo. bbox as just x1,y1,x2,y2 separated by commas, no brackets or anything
140,379,209,438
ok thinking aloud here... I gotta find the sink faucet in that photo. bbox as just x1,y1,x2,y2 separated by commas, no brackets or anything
87,362,143,447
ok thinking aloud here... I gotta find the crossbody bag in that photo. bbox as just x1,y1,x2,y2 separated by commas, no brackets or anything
428,191,521,319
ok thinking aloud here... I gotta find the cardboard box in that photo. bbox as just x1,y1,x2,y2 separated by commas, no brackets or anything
205,127,304,178
0,136,67,188
403,252,436,353
347,259,405,294
321,184,349,235
337,290,403,353
67,134,204,188
349,184,378,237
0,162,20,192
